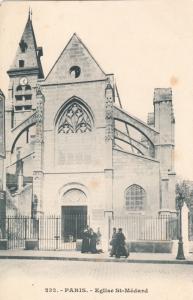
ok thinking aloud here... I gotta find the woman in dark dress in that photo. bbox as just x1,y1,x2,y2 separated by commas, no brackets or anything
115,228,129,258
90,228,98,254
81,225,90,253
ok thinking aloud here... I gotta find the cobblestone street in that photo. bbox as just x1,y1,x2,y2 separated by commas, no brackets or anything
0,259,193,300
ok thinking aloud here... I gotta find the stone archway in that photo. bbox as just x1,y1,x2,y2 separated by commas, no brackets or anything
61,188,88,241
62,188,87,204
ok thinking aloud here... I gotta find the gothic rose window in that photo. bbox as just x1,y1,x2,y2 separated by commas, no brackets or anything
125,184,145,211
58,102,92,134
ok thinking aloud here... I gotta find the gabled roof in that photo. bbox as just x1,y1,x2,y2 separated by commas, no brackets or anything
8,14,44,78
45,33,106,84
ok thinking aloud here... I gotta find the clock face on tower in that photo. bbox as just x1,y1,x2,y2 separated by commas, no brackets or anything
19,77,28,85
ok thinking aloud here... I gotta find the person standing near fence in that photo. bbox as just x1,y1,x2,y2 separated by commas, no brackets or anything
115,228,129,258
109,227,117,257
90,228,98,253
81,225,90,253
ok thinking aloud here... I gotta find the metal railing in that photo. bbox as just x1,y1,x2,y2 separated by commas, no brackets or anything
0,214,179,250
110,214,178,241
189,213,193,241
1,214,87,250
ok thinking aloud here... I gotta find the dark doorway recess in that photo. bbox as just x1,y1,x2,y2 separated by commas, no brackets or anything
61,206,87,241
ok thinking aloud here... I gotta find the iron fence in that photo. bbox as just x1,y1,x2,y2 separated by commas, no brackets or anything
1,214,179,251
2,214,87,250
189,213,193,241
110,214,178,241
38,214,87,250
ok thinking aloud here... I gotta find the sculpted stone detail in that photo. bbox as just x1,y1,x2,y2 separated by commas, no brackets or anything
105,97,113,119
36,89,44,143
32,171,44,216
36,101,43,123
62,189,87,204
58,102,92,134
36,84,42,96
33,170,43,181
105,83,114,141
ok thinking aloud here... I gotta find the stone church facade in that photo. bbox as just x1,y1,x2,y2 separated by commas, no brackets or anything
4,15,176,233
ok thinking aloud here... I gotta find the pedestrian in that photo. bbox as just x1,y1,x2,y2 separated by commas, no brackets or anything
109,227,117,257
90,228,98,253
81,225,90,253
115,228,129,258
96,227,103,253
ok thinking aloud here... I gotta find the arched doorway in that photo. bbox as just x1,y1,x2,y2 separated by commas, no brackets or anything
61,189,88,241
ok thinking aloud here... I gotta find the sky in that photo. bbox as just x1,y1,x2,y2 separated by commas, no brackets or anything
0,0,193,180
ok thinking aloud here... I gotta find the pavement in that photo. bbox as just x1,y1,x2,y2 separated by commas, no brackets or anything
0,249,193,264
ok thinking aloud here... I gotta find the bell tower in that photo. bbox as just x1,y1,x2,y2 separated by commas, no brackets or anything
6,11,44,129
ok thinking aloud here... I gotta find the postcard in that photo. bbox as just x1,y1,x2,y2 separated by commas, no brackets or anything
0,1,193,300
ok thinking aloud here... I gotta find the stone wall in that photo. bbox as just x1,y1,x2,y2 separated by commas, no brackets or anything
41,80,110,174
113,149,160,215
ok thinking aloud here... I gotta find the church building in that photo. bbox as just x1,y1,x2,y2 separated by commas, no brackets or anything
4,14,176,240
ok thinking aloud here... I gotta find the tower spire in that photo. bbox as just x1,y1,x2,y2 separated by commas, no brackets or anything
7,10,44,78
28,7,32,21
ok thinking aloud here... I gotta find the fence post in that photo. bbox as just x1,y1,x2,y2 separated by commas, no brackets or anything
24,217,27,241
56,216,59,250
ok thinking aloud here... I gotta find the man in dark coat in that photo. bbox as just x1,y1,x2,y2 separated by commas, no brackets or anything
81,225,90,253
110,227,117,257
115,228,129,258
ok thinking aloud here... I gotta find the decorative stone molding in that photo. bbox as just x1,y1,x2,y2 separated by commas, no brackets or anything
36,86,44,143
61,188,87,205
36,84,43,96
33,170,43,180
105,83,114,142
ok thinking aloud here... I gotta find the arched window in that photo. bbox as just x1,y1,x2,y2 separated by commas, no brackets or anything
19,39,28,53
57,101,93,134
125,184,145,211
25,85,31,91
16,85,22,92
